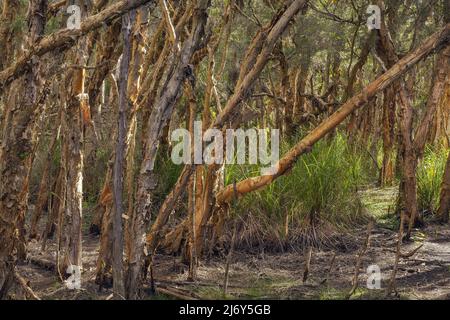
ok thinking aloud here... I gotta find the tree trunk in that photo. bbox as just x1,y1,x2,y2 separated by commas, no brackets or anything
29,133,57,239
41,161,62,250
146,0,309,256
346,31,376,140
414,46,450,159
432,70,450,145
396,86,419,238
0,0,20,71
0,0,47,299
111,10,135,299
380,86,396,186
293,60,310,127
59,1,88,278
0,0,157,92
95,163,113,288
125,0,210,299
375,1,433,237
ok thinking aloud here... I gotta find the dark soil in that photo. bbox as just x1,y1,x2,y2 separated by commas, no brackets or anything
13,187,450,300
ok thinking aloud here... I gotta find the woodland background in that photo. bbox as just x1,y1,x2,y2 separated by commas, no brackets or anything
0,0,449,300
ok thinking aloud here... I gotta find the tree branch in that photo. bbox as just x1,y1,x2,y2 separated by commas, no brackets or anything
0,0,156,92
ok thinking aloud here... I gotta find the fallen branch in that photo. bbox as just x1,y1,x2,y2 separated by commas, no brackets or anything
386,215,424,298
223,223,237,296
14,272,41,300
156,279,242,289
385,244,424,258
28,256,56,271
346,222,373,299
157,286,199,300
387,213,405,296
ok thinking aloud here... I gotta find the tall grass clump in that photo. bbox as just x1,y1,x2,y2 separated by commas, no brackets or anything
226,133,372,251
417,145,448,215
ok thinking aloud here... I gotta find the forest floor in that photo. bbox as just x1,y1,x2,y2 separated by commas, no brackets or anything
16,186,450,300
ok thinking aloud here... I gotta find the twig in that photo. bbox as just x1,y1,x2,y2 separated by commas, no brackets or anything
159,0,180,52
384,244,424,258
386,214,423,297
302,246,313,283
347,222,373,299
399,244,423,258
387,213,404,296
233,3,261,27
66,60,111,70
223,221,237,296
309,2,361,25
156,279,242,289
320,252,336,285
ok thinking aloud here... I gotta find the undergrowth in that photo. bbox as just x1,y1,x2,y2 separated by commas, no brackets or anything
225,132,374,251
417,145,448,216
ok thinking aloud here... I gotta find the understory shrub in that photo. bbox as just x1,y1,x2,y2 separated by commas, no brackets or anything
417,145,448,215
225,132,373,251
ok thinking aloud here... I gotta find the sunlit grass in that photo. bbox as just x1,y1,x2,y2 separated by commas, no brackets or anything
417,145,448,215
225,132,375,248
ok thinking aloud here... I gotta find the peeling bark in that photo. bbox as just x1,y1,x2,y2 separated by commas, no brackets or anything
0,0,157,92
126,0,210,299
0,0,47,299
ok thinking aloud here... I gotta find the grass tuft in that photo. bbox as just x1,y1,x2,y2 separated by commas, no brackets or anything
417,145,448,216
225,132,374,251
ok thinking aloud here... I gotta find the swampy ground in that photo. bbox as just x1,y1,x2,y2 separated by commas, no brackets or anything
15,186,450,300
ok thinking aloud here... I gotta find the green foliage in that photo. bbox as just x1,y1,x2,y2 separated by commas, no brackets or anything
360,186,398,230
84,147,110,208
226,133,372,248
154,150,183,202
45,16,63,34
289,134,366,220
417,145,448,214
12,16,26,34
318,287,349,300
